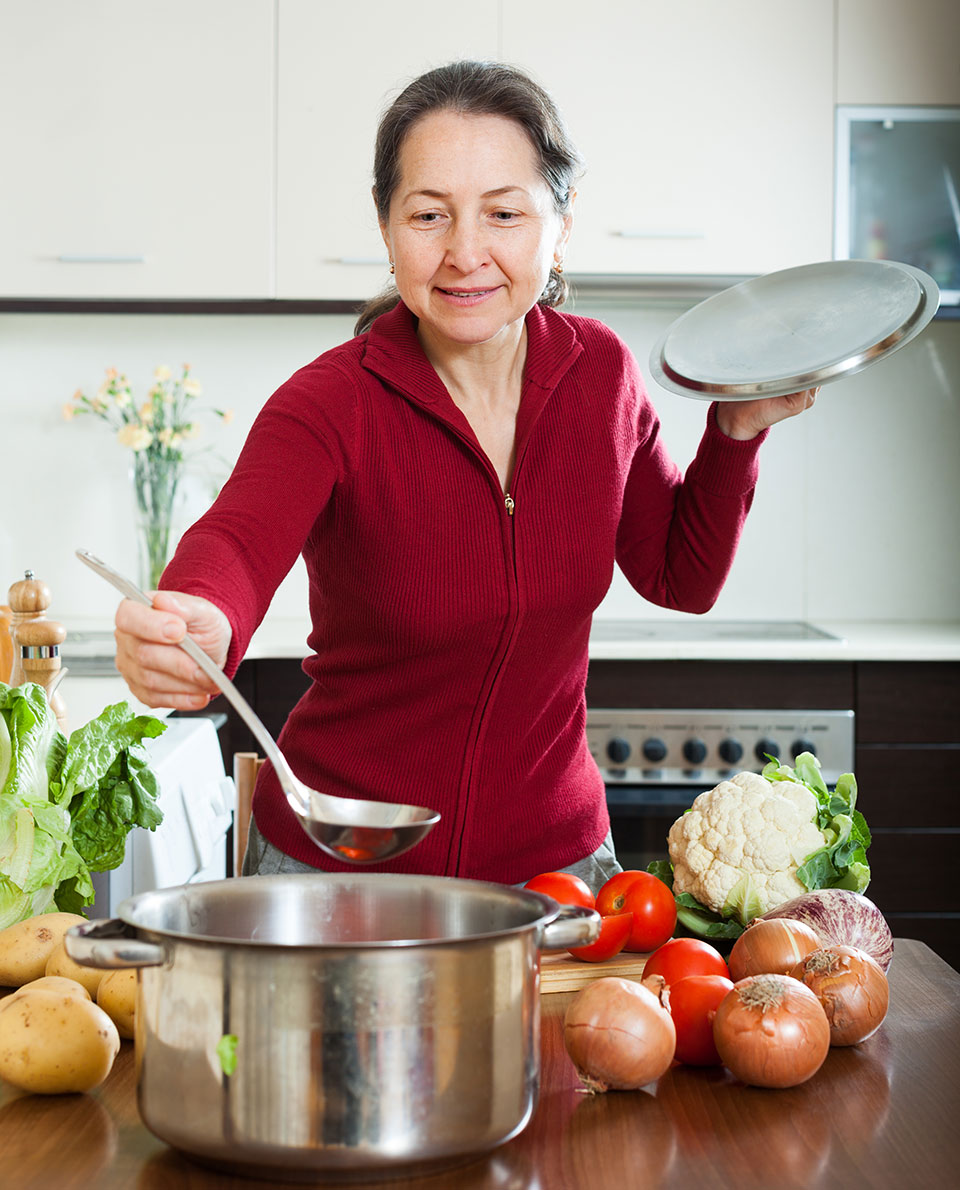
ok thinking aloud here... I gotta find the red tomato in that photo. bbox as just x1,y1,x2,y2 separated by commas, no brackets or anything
567,913,633,963
524,872,595,910
596,871,676,952
668,974,735,1065
643,937,730,986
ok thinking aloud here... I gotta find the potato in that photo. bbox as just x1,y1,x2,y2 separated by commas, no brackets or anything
0,989,120,1093
96,969,137,1039
2,975,91,1007
45,938,104,998
0,913,87,987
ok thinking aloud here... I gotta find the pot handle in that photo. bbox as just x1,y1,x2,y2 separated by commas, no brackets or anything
64,918,165,969
539,905,602,952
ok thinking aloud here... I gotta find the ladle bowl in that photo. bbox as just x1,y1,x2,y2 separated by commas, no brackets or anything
75,549,440,864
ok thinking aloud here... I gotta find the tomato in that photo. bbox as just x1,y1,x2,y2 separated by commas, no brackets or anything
668,974,734,1065
567,913,633,962
524,871,596,910
643,937,730,986
596,870,676,952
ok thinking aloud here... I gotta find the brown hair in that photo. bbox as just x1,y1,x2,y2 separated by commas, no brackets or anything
354,60,584,335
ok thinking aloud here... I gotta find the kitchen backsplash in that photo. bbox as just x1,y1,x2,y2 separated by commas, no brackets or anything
1,298,957,629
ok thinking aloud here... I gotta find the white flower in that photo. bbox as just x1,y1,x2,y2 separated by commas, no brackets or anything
117,424,152,452
139,402,155,423
114,387,132,408
62,403,76,421
183,379,203,398
154,365,172,383
157,427,175,446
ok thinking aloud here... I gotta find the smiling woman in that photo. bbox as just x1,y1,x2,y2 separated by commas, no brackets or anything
110,60,819,889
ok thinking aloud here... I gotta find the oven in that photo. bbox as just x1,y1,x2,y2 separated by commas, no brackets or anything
587,708,855,872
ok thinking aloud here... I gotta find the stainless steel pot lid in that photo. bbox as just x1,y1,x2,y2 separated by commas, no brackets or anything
649,259,940,401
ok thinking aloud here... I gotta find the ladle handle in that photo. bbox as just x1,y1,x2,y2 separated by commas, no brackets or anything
74,549,306,810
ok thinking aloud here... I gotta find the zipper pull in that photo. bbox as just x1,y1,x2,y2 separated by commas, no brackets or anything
504,493,515,516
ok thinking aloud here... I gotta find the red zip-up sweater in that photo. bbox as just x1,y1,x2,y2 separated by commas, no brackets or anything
161,300,767,882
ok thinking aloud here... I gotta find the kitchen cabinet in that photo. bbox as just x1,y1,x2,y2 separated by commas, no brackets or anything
854,662,960,961
500,0,836,277
0,0,275,299
274,2,498,300
837,0,960,105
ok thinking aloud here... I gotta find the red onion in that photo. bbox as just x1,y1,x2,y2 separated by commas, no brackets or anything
760,890,893,972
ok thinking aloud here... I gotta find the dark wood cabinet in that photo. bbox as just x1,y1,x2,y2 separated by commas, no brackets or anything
854,662,960,968
211,655,960,969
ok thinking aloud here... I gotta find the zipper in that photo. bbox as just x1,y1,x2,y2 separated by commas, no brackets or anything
450,481,521,875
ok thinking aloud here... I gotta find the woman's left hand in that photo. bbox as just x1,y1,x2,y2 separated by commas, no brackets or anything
714,387,820,441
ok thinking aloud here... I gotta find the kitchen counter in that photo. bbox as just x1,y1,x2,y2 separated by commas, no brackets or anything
246,616,960,662
1,938,957,1189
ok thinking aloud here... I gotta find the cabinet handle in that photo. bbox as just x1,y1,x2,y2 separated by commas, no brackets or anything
613,229,705,240
56,254,147,264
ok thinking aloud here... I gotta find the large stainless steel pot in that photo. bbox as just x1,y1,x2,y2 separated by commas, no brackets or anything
65,873,599,1183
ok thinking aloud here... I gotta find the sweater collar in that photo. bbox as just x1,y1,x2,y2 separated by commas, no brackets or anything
360,300,584,414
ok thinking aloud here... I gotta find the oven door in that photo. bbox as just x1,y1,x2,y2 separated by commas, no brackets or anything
605,784,707,873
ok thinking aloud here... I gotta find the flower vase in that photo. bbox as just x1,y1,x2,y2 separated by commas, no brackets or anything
131,454,182,592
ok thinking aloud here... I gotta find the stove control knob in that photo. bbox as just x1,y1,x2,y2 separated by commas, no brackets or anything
683,738,708,766
791,739,817,759
755,738,780,763
643,737,668,764
607,737,631,765
719,737,743,765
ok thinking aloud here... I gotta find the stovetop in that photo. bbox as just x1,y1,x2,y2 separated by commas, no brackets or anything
589,620,842,643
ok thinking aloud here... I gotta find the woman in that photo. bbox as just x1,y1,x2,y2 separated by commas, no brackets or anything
114,61,815,889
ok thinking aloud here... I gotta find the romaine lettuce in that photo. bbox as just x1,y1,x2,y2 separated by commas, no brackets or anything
0,683,165,926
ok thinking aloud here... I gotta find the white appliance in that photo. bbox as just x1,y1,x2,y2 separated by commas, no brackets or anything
88,717,235,917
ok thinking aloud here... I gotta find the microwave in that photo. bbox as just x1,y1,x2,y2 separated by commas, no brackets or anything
835,105,960,316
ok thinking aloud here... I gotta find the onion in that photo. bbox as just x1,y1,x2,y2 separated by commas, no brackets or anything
789,945,889,1046
712,974,831,1088
563,976,676,1092
760,890,894,972
728,917,821,981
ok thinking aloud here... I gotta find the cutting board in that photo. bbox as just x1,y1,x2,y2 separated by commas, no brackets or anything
539,950,650,993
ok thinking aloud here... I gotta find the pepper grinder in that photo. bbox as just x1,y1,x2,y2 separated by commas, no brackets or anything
7,570,69,732
8,570,53,687
18,617,69,732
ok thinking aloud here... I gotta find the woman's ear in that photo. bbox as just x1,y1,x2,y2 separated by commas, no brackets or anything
374,188,391,254
558,190,576,253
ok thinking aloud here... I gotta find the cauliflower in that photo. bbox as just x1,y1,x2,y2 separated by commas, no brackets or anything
668,770,828,924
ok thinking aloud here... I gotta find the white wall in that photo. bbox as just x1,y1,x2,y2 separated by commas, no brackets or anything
1,299,958,631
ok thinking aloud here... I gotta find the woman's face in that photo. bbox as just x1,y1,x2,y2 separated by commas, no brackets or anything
379,110,573,357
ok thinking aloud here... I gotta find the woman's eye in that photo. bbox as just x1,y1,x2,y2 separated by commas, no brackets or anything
492,210,520,221
413,212,443,224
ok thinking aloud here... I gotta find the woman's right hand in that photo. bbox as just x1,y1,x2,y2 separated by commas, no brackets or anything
114,590,232,710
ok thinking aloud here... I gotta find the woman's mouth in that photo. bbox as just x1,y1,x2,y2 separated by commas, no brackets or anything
436,286,499,305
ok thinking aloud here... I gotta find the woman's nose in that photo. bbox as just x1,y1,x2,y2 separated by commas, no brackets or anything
443,219,488,273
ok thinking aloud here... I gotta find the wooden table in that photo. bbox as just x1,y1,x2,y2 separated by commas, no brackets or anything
2,939,958,1190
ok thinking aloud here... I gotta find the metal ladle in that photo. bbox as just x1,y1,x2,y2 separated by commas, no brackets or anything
75,549,440,864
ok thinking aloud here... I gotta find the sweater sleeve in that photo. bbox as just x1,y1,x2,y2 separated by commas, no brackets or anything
615,369,768,614
159,356,358,675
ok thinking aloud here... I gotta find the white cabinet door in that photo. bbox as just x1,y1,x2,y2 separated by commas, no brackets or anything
502,0,835,277
838,0,960,105
0,0,274,299
276,2,498,299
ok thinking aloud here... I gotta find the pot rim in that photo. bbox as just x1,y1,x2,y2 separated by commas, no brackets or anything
115,871,567,951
